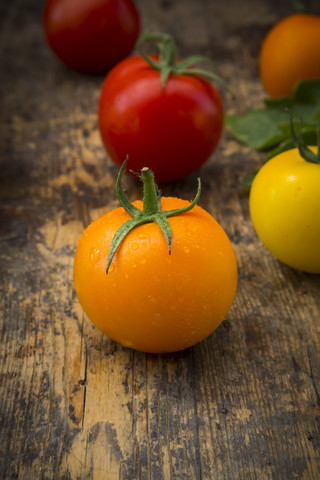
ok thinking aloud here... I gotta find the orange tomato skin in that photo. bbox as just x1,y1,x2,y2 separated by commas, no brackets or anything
73,198,237,353
259,14,320,98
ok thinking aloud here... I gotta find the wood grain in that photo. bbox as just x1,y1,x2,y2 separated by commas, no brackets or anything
1,0,320,479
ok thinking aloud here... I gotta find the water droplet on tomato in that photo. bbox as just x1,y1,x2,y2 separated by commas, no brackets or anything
184,246,190,254
120,338,134,349
138,233,150,240
132,243,139,250
90,248,100,264
152,312,161,325
108,264,114,274
140,258,146,264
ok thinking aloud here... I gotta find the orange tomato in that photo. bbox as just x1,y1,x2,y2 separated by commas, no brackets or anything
73,196,237,353
259,13,320,97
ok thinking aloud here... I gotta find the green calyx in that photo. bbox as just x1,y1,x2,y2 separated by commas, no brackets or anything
106,157,201,274
290,114,320,164
137,31,229,91
291,0,307,13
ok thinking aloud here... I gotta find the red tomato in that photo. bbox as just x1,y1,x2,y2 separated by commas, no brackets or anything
43,0,140,74
98,51,224,183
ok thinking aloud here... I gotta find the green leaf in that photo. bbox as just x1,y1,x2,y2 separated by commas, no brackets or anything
225,109,286,150
225,79,320,152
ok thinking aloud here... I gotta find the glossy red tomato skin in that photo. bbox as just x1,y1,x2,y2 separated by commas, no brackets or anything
43,0,140,74
98,55,224,182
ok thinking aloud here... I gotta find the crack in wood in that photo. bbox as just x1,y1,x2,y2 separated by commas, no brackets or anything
81,348,88,430
307,347,320,408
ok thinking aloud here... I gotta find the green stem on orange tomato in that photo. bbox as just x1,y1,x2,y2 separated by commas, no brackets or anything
291,0,306,13
141,168,161,215
106,156,201,273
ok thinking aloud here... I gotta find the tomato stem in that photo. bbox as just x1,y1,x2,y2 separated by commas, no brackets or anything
290,115,320,164
136,31,230,92
291,0,307,13
141,168,161,215
106,157,201,273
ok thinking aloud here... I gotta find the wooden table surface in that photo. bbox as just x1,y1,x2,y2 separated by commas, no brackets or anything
1,0,320,479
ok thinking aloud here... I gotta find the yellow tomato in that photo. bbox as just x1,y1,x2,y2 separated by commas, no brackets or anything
249,147,320,273
260,14,320,97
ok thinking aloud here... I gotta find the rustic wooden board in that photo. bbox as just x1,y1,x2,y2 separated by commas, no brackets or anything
1,0,320,479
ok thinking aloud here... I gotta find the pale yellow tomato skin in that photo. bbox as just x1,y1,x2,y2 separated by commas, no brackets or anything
249,147,320,273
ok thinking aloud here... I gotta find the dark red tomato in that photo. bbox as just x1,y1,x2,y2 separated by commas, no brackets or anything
98,38,224,182
43,0,140,74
